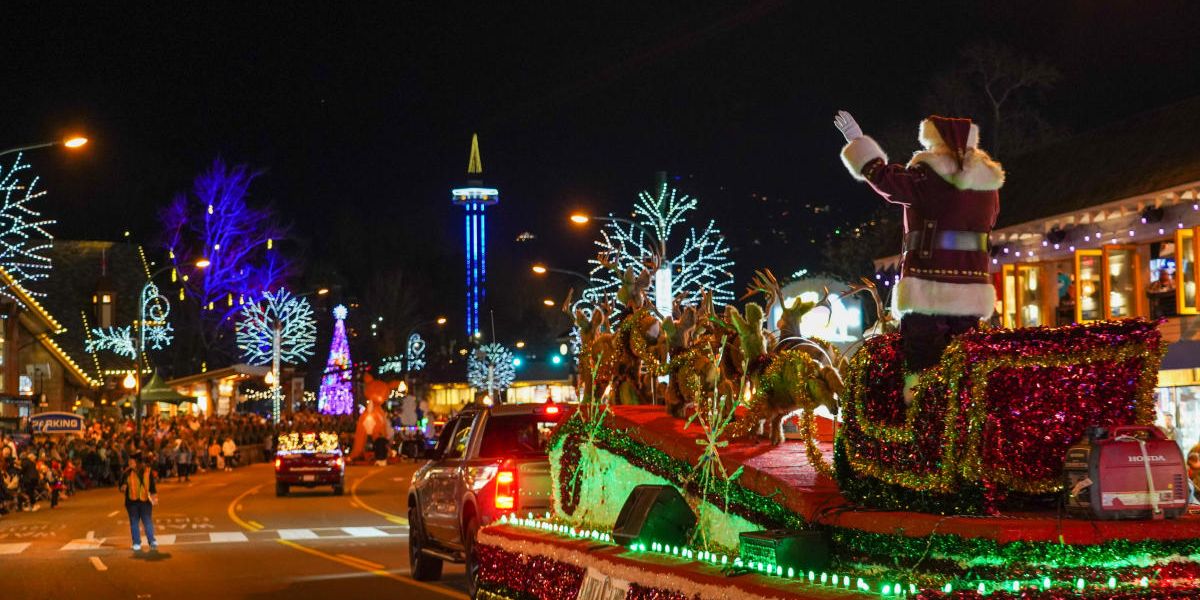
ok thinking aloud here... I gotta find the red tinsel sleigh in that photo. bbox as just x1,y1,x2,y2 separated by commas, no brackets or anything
835,318,1165,514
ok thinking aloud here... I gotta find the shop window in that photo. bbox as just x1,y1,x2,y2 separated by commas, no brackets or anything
1000,263,1043,328
1075,250,1104,323
1102,245,1141,319
1177,227,1200,315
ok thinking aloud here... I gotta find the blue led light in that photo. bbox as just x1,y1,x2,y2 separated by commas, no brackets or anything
551,355,562,365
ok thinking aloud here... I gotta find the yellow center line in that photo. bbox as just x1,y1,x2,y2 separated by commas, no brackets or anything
335,553,386,570
276,539,467,599
350,467,409,525
227,484,265,532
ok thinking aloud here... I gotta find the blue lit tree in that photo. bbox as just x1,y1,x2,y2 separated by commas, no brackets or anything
0,153,55,298
161,159,291,362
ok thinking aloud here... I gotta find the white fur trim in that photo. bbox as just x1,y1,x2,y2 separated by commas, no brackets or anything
894,277,995,318
840,136,886,181
908,147,1005,191
919,119,941,150
966,123,979,148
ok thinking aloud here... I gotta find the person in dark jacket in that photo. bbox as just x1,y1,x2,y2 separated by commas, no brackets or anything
119,453,158,551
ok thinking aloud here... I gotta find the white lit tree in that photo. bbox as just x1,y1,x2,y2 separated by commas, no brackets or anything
236,289,318,366
583,181,734,315
468,343,516,399
0,154,55,297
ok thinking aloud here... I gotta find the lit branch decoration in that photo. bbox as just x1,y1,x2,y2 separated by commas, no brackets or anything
85,325,136,359
0,153,55,298
584,181,734,311
378,333,426,375
86,283,174,359
468,343,516,392
235,289,317,366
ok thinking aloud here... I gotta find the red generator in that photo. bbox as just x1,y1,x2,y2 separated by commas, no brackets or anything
1064,425,1188,520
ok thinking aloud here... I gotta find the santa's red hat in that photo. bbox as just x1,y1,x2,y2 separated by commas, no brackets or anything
918,116,980,158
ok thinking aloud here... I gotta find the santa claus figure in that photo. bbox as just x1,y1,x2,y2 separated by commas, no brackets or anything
835,111,1005,395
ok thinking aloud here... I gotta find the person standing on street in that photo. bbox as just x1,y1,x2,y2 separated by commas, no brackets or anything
119,453,158,551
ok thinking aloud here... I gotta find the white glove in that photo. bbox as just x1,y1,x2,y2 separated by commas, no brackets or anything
834,110,863,142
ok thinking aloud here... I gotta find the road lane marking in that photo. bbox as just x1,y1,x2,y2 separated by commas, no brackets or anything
0,543,30,554
342,527,389,538
154,534,176,546
226,484,264,532
275,539,468,599
335,553,386,570
278,529,319,540
86,531,95,540
209,531,249,543
61,537,106,551
89,556,108,571
106,510,120,518
349,468,409,525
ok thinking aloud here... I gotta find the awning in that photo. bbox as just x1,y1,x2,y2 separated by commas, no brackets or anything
139,372,198,405
1161,341,1200,370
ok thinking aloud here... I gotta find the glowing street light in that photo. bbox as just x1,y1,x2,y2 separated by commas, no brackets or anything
569,214,590,224
515,341,526,349
194,257,212,269
0,135,91,158
530,263,588,284
531,265,548,274
542,298,556,307
122,372,137,390
264,370,276,386
436,316,447,325
317,287,330,296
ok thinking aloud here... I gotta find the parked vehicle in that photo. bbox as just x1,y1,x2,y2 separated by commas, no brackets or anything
407,402,569,597
274,431,345,496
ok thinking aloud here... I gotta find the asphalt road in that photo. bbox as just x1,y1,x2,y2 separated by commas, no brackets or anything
0,460,468,600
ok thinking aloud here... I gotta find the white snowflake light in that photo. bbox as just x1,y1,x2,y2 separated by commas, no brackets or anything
467,343,516,393
0,153,55,297
236,289,318,366
584,181,734,313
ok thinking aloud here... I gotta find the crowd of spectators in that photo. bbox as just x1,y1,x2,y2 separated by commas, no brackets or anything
0,409,356,516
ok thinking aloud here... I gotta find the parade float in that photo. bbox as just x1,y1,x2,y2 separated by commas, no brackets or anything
473,115,1199,600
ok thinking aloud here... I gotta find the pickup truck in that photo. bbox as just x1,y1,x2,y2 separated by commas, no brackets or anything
408,402,568,597
274,431,345,496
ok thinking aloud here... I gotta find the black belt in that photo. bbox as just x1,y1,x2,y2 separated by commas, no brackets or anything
904,230,988,254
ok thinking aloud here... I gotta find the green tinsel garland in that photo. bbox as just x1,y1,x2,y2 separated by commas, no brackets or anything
552,413,809,531
833,526,1200,570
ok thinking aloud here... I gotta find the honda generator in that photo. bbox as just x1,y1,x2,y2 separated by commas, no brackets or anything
1064,425,1188,520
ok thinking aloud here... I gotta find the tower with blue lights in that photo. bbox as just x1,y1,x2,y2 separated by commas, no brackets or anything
452,134,499,337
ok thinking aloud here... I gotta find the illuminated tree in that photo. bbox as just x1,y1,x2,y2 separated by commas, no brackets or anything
236,289,318,366
584,181,734,314
0,153,54,297
160,159,291,361
468,343,515,398
318,305,354,415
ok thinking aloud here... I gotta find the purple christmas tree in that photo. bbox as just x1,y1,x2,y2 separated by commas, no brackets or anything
318,305,354,415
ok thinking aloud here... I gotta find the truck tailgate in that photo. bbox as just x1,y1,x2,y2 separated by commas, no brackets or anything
517,459,553,513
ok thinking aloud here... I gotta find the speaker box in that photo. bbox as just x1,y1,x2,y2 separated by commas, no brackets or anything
612,485,696,548
739,529,831,571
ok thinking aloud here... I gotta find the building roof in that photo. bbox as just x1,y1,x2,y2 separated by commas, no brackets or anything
997,96,1200,229
40,241,154,383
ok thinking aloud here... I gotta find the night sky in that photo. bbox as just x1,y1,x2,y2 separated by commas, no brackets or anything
6,2,1200,343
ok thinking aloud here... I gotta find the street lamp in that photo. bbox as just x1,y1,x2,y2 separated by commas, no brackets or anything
531,263,589,284
132,257,208,436
0,135,89,159
542,298,556,307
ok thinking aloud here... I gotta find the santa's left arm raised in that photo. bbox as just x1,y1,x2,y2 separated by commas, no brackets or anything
835,110,919,206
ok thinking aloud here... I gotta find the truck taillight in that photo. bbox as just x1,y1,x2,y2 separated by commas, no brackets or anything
495,469,516,510
274,458,281,470
544,404,560,415
334,457,344,469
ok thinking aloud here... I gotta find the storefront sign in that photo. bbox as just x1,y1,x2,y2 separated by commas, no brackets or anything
29,412,85,434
